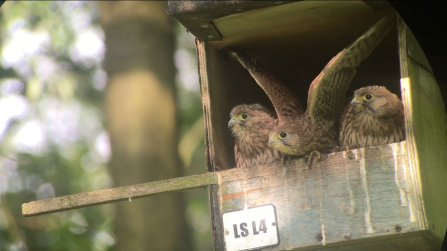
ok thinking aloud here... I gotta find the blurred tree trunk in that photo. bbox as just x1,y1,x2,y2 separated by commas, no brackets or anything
100,2,192,250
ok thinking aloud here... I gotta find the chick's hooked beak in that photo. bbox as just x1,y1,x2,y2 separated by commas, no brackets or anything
228,118,238,128
351,96,363,106
268,135,278,147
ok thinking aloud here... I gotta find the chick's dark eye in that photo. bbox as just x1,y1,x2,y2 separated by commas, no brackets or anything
363,93,373,101
241,113,248,120
278,132,287,139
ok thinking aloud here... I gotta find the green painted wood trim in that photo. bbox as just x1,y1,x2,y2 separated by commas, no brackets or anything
398,15,447,240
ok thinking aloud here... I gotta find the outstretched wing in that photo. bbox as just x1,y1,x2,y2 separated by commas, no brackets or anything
222,49,304,122
307,14,395,126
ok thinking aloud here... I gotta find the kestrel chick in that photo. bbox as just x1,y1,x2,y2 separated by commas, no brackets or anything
339,86,405,149
229,104,282,168
227,15,395,166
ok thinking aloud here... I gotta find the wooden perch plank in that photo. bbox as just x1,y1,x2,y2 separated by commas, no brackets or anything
22,172,218,217
22,160,284,217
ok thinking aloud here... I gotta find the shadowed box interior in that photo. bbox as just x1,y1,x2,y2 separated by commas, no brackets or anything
200,2,400,171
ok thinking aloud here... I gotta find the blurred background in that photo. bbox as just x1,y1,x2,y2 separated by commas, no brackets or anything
0,1,212,250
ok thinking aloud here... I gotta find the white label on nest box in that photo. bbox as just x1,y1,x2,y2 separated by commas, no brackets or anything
222,204,279,251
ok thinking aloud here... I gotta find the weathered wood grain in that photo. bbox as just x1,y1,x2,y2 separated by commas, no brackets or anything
398,15,447,240
288,230,441,250
195,39,216,172
22,172,218,217
210,1,394,51
214,141,426,250
196,38,228,251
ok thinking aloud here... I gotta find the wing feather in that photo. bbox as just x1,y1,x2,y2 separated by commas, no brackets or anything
307,14,395,125
222,49,304,121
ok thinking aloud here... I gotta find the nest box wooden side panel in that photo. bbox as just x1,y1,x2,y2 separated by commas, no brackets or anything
188,2,445,250
398,17,447,241
216,142,424,250
196,40,240,171
196,39,276,171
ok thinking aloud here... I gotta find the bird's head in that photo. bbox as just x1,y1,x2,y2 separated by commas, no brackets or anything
350,86,402,118
268,125,301,155
228,104,276,137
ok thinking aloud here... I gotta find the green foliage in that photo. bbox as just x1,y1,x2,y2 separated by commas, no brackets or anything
174,21,204,134
0,1,212,251
0,2,112,250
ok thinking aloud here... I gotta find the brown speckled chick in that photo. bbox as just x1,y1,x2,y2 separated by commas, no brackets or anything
229,104,282,168
340,86,405,149
227,15,395,167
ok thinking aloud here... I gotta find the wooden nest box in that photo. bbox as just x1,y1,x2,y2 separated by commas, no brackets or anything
168,1,447,250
